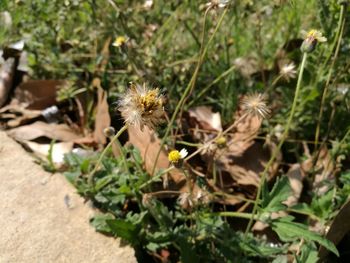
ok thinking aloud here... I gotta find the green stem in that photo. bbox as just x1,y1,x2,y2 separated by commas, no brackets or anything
314,4,346,151
139,166,175,190
188,64,236,108
151,8,228,176
209,212,254,220
244,52,308,235
88,125,128,187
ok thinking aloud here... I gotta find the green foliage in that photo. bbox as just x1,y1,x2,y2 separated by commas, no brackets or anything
261,176,292,213
4,0,350,261
271,217,339,257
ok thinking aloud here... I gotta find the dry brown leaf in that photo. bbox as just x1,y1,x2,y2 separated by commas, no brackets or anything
319,199,350,260
0,104,41,128
92,78,110,146
188,106,222,132
0,58,15,107
215,113,275,188
313,147,335,195
13,80,64,110
128,125,184,185
23,140,73,164
7,121,80,142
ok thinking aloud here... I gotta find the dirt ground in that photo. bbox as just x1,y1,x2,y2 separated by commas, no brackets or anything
0,131,136,263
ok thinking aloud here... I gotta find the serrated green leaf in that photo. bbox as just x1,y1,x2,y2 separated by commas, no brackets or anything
262,176,292,212
271,219,339,257
106,219,140,245
64,171,81,185
90,214,115,234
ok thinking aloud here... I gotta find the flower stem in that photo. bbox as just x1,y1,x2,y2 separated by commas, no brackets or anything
151,8,228,176
88,124,128,188
314,4,346,152
244,52,308,235
139,166,175,190
208,212,254,220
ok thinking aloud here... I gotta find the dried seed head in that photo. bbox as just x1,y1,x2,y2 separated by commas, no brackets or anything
119,83,164,130
241,93,270,119
178,192,193,209
300,29,327,53
280,62,297,82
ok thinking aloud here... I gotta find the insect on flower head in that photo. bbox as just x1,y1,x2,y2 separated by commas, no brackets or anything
300,29,327,53
118,83,164,130
241,93,270,120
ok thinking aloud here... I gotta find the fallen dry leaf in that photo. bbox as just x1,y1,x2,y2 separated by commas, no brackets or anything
23,140,73,164
0,58,15,107
13,80,64,110
188,106,222,132
319,199,350,260
0,104,41,128
92,78,110,146
128,125,184,185
7,121,80,142
215,112,276,188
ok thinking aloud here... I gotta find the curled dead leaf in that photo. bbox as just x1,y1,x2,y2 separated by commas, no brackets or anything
7,121,80,142
127,125,185,185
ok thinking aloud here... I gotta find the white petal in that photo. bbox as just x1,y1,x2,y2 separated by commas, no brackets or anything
179,148,188,159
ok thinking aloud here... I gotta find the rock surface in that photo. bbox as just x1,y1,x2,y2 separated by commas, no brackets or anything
0,131,136,263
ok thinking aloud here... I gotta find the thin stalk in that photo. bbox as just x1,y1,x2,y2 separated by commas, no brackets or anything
210,212,254,220
188,64,236,108
151,8,228,176
314,4,346,151
185,113,247,161
176,140,203,147
88,125,128,187
245,52,308,235
139,166,175,190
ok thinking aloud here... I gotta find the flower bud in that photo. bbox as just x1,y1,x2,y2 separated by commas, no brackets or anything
103,127,116,138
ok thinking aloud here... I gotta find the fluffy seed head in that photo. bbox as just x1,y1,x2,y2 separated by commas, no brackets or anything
119,83,164,130
280,62,297,82
241,93,270,119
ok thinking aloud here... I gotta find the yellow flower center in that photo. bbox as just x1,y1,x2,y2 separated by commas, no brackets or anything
114,36,126,47
138,89,162,113
307,29,317,38
168,150,181,163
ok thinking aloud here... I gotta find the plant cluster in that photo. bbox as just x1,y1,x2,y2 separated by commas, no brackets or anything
2,0,350,262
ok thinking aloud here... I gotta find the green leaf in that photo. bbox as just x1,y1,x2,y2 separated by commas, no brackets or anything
271,219,339,257
262,176,292,212
178,237,199,263
90,214,115,234
297,242,319,263
106,219,140,245
64,171,81,185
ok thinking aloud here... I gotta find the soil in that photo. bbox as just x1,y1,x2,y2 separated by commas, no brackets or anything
0,131,136,263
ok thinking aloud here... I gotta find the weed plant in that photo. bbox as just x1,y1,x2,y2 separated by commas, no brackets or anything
2,0,350,262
